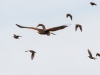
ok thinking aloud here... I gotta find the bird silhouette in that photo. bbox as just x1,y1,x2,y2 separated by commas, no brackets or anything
90,2,97,6
13,34,22,39
75,24,82,32
88,49,97,60
25,50,36,60
66,13,72,20
16,24,68,36
96,53,100,57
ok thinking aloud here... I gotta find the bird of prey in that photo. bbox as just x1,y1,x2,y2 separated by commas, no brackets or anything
88,49,97,60
90,2,97,6
25,50,36,60
13,34,22,39
66,13,72,20
96,53,100,57
16,24,68,36
75,24,82,32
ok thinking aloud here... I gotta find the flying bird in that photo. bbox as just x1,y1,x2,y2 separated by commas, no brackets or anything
66,13,72,20
25,50,36,60
90,2,97,6
75,24,82,32
13,34,22,39
88,49,97,60
96,53,100,57
16,24,68,36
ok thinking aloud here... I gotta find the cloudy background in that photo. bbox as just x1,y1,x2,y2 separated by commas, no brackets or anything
0,0,100,75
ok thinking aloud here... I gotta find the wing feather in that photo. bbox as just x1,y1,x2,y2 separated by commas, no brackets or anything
79,26,82,32
88,49,92,57
45,25,68,32
75,25,78,31
16,24,38,30
31,53,35,60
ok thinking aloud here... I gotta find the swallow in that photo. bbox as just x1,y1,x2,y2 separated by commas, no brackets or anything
75,24,82,32
96,53,100,57
66,13,72,20
88,49,97,60
90,2,97,6
25,50,36,60
13,34,22,39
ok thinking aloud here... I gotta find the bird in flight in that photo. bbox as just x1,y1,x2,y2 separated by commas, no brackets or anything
66,13,72,20
13,34,22,39
96,53,100,57
75,24,82,32
25,50,36,60
16,24,68,36
90,2,97,6
88,49,97,60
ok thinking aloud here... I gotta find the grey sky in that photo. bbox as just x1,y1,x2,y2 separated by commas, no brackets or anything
0,0,100,75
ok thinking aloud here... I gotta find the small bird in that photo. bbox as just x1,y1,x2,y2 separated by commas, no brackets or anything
66,13,72,20
90,2,97,6
13,34,22,39
88,49,97,60
25,50,36,60
96,53,100,57
75,24,82,32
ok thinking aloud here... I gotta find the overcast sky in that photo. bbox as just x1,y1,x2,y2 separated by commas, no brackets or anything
0,0,100,75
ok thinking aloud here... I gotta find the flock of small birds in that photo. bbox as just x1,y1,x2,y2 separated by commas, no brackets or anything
13,2,100,60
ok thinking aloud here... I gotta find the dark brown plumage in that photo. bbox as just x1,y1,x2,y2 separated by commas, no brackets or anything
16,24,68,36
25,50,36,60
75,24,82,32
88,49,97,60
66,13,72,20
13,34,22,39
90,2,97,6
96,53,100,57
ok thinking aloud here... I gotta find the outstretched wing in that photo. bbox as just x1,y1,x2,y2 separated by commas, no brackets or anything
88,49,92,57
31,53,35,60
45,25,68,32
16,24,39,30
79,26,82,32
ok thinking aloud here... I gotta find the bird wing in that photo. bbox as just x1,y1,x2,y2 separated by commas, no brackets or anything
66,14,72,20
36,24,46,30
16,24,39,30
88,49,92,57
45,25,68,32
31,53,35,60
79,26,82,32
96,53,98,56
90,2,97,6
16,35,22,37
96,53,100,56
66,14,69,18
70,16,72,20
75,25,78,31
